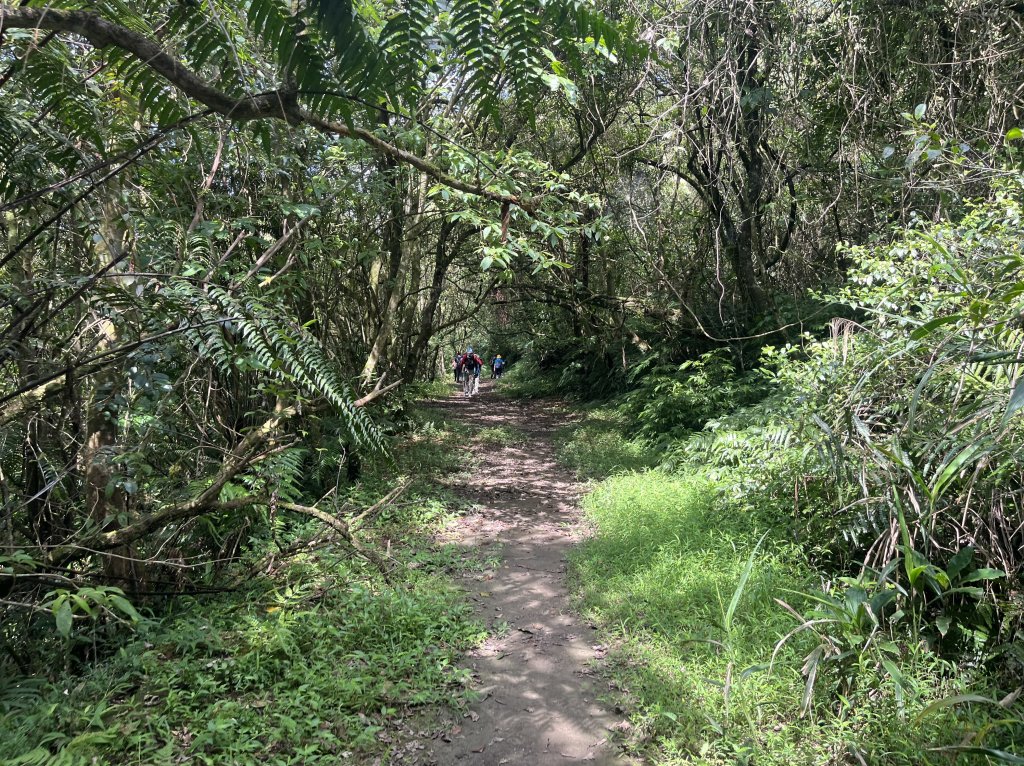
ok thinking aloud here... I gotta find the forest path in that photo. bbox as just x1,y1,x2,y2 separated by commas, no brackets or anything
416,379,633,766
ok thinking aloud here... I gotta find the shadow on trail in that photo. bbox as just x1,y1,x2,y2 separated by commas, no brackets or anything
410,380,634,766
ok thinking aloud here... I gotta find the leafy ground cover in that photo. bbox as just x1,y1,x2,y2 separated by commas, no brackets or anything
554,405,658,479
474,424,527,446
0,406,486,766
564,435,1020,764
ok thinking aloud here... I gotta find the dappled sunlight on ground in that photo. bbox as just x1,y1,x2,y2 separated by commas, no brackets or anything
411,380,634,765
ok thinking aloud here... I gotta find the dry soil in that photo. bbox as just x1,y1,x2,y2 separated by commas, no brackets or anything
413,379,635,766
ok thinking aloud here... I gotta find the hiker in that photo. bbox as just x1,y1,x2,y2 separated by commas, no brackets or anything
453,352,463,383
459,347,483,396
492,354,505,379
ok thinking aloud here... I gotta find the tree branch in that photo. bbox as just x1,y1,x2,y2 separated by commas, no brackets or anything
42,403,297,565
0,6,531,211
278,502,392,581
353,374,402,407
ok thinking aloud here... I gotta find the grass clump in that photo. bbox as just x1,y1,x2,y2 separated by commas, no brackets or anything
475,424,526,446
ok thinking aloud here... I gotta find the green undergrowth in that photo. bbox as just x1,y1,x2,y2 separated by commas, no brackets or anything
474,424,526,446
494,359,561,399
0,407,484,766
404,380,453,401
554,405,657,479
562,411,1019,764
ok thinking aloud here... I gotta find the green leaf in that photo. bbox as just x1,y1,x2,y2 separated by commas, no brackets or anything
281,203,321,219
942,586,985,599
961,567,1005,583
881,657,907,692
739,663,770,680
1006,127,1023,142
109,594,143,623
55,600,73,638
930,443,983,502
945,547,974,583
724,532,768,634
906,564,929,587
1004,378,1024,421
868,590,895,616
914,693,996,722
929,747,1024,764
914,103,926,120
70,593,97,617
909,314,961,339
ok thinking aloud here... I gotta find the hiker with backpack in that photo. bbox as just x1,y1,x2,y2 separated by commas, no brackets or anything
492,354,505,379
459,347,483,397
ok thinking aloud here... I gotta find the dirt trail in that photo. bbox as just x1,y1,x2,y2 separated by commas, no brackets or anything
417,379,633,765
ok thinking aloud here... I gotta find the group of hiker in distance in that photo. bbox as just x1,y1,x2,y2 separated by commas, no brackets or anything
453,347,505,397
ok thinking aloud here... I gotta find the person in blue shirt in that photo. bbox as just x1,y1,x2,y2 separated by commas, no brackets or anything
491,354,505,379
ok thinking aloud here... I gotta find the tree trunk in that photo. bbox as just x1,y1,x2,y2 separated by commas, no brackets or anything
360,162,407,384
402,221,462,381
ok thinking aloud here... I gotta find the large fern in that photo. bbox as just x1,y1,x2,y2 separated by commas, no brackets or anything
19,41,106,151
168,281,384,452
10,0,639,139
499,0,545,101
377,0,438,101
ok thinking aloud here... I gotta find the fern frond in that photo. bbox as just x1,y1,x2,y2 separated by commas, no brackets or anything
170,282,384,452
20,43,106,151
499,0,544,99
304,0,384,98
451,0,502,117
378,0,438,101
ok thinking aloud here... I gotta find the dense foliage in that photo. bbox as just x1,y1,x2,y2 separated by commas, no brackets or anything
559,187,1024,763
2,0,1023,761
0,0,628,659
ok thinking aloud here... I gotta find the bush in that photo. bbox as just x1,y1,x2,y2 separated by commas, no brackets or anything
567,182,1024,763
622,350,767,442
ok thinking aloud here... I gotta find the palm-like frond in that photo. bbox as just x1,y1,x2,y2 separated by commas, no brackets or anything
172,282,385,452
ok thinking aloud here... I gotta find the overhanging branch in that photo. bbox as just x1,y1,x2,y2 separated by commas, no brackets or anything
0,5,530,211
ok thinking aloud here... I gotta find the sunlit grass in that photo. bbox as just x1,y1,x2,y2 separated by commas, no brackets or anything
570,469,1009,764
555,406,657,479
475,424,526,445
